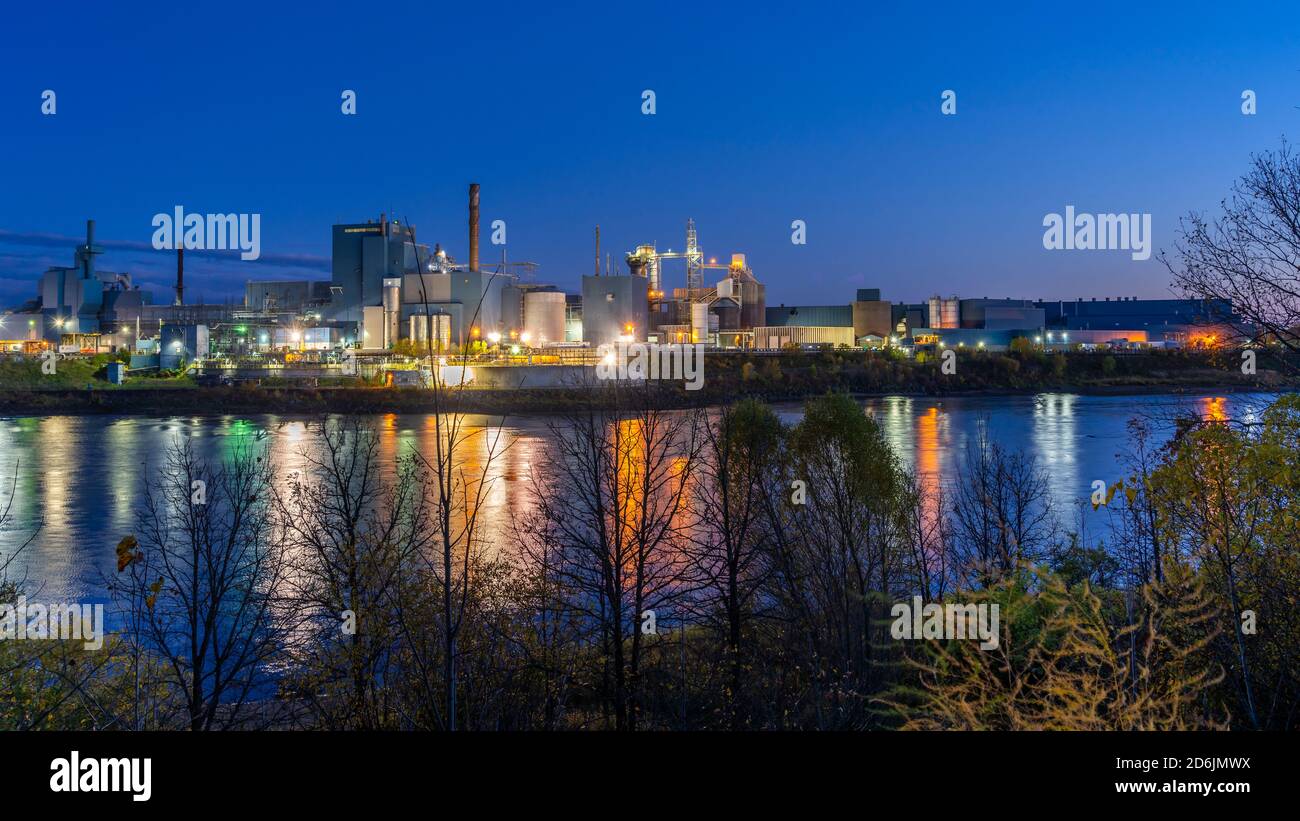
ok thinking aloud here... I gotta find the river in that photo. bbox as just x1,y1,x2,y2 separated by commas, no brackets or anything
0,391,1278,607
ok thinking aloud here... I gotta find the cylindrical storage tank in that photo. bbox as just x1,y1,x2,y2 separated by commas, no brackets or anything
382,277,402,348
409,314,453,351
523,290,566,346
713,301,740,330
690,302,709,344
500,286,524,336
740,280,765,329
941,297,960,329
383,278,402,312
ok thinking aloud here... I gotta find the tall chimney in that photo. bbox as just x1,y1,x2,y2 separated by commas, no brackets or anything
468,183,480,272
594,225,600,277
82,219,96,279
175,246,184,306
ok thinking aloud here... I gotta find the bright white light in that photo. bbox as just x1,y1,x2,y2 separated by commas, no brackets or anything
487,332,501,344
520,332,532,344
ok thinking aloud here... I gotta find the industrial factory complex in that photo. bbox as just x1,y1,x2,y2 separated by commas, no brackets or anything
0,184,1241,383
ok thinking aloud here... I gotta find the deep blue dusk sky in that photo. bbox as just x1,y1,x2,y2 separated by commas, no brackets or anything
2,1,1298,309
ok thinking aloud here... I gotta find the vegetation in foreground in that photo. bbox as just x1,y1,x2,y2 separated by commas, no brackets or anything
3,387,1297,731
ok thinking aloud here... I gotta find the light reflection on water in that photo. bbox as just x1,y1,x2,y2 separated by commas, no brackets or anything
0,392,1280,606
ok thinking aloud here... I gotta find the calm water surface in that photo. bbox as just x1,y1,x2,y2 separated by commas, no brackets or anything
0,392,1278,606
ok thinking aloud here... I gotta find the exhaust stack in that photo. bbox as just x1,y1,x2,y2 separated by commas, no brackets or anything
175,246,184,306
468,183,480,272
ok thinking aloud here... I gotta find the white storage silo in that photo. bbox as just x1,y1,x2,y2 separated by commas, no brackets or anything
523,290,566,346
690,302,709,345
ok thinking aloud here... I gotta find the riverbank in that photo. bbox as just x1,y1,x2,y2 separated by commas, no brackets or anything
1,348,1294,416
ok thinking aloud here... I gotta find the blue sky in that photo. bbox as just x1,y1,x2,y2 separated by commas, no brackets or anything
2,1,1298,309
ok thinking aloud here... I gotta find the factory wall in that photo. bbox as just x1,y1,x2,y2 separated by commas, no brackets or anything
958,298,1037,328
245,280,326,312
582,275,648,345
449,271,508,342
401,273,453,304
330,220,426,325
982,306,1045,329
396,271,511,346
1063,329,1150,346
852,300,892,338
1034,297,1236,331
764,304,852,328
565,295,583,342
753,325,854,348
160,324,209,368
501,285,525,335
908,327,1020,351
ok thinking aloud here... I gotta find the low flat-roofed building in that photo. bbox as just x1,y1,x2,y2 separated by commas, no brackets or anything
753,325,854,348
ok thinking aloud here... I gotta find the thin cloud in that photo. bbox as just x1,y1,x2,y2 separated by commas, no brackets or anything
0,230,332,309
0,229,331,270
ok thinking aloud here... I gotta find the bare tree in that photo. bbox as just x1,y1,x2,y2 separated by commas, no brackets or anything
278,417,432,729
685,399,781,729
404,220,511,731
1164,139,1300,356
524,381,702,730
114,439,285,730
949,424,1057,586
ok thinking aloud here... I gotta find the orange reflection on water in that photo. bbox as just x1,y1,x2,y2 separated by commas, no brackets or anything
916,405,942,530
1201,396,1229,423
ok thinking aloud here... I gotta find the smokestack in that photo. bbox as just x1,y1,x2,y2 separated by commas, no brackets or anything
468,183,480,272
595,225,600,277
175,246,184,306
82,219,96,279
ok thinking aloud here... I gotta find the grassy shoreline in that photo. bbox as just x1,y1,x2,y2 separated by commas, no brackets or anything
0,378,1292,418
0,349,1294,416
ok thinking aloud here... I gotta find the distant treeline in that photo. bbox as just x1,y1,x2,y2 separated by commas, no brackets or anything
0,348,1295,416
